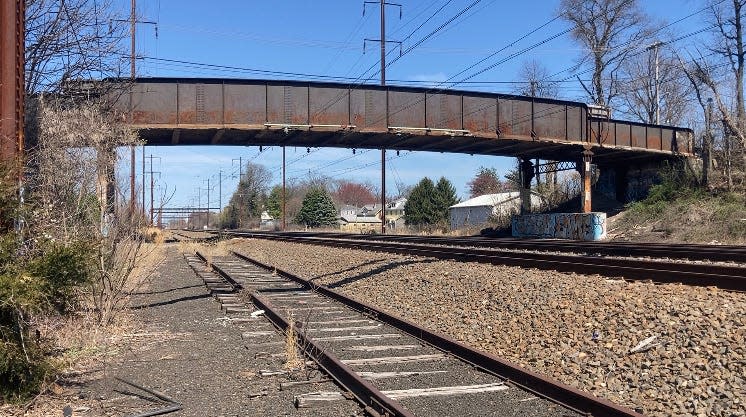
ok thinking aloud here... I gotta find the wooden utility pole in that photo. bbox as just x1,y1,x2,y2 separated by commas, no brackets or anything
364,0,401,234
129,0,136,214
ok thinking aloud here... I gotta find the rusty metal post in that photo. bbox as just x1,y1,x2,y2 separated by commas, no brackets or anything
0,0,25,164
580,150,593,213
519,158,534,215
282,146,286,231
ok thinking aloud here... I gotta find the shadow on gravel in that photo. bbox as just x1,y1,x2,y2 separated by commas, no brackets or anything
309,258,387,282
129,293,211,310
131,284,204,296
325,259,437,289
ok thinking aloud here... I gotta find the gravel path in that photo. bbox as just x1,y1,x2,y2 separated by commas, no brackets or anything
231,238,746,417
38,245,361,417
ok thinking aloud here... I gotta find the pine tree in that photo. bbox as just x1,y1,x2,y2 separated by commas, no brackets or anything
434,177,459,224
266,186,283,219
404,178,438,226
295,187,338,227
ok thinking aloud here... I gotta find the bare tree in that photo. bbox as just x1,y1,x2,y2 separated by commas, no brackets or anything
26,95,149,325
514,59,559,98
559,0,651,106
25,0,127,94
707,0,746,123
620,51,692,125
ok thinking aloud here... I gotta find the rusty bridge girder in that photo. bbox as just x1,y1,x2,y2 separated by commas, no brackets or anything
103,78,694,165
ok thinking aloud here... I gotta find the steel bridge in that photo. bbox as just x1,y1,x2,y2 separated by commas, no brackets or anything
112,78,693,165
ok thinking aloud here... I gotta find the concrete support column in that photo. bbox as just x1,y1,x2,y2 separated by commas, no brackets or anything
519,158,535,214
579,149,593,213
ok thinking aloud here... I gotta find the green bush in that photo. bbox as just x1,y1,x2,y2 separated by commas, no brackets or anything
0,240,92,402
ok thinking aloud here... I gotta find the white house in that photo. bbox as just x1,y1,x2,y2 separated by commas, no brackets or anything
448,192,543,229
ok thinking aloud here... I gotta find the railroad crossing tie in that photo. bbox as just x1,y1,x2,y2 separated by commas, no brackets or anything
294,383,508,407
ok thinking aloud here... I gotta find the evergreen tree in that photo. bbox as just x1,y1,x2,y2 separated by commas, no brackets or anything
266,186,283,219
434,177,459,223
295,187,338,227
404,178,439,226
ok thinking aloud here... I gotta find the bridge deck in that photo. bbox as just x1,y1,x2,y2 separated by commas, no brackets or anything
111,78,694,165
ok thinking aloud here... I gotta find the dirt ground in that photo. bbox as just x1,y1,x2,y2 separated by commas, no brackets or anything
1,244,360,417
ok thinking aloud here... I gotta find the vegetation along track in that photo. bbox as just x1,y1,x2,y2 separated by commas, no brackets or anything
188,249,642,417
225,231,746,292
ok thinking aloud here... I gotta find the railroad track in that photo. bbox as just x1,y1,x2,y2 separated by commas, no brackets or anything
186,248,643,417
226,231,746,292
235,230,746,263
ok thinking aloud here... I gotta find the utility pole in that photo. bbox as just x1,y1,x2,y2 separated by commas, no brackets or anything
203,178,211,229
364,0,401,234
119,0,156,215
141,146,145,217
282,146,286,230
218,169,222,216
647,41,664,124
129,0,136,215
144,154,160,225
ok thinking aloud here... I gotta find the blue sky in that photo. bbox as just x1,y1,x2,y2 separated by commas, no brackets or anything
112,0,706,211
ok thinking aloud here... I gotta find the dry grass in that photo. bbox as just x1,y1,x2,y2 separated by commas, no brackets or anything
283,314,304,372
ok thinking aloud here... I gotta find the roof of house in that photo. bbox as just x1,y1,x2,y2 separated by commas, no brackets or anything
341,215,381,224
449,191,542,209
386,197,407,210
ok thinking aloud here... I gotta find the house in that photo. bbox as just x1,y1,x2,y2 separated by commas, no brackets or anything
384,197,407,230
339,204,382,233
448,192,543,229
259,211,275,230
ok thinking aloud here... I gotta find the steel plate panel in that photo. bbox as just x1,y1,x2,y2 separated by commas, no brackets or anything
201,83,223,124
631,125,647,148
351,88,386,129
309,87,349,126
389,91,425,128
130,82,177,124
462,96,496,135
426,93,462,130
614,122,630,147
647,126,662,150
566,107,583,142
177,83,197,124
533,102,566,141
499,98,532,138
223,83,266,125
267,85,309,125
596,121,613,145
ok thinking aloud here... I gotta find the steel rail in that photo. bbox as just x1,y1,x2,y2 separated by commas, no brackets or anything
241,230,746,263
230,232,746,291
230,250,643,417
250,292,416,417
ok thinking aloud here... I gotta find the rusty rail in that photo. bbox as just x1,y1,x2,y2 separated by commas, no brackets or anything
249,230,746,263
230,232,746,292
230,250,643,417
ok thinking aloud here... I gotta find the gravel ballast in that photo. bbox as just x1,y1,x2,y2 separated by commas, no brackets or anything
232,238,746,417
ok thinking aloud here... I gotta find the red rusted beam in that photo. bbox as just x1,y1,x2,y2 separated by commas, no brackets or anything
0,0,25,163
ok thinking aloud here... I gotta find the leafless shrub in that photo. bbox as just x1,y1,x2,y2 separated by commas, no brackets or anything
24,96,153,325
